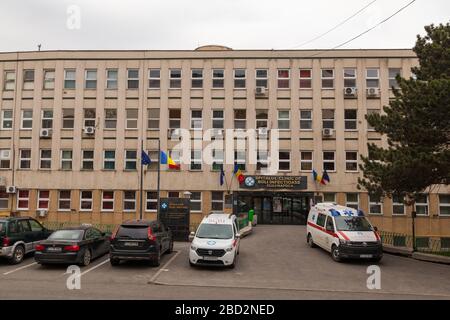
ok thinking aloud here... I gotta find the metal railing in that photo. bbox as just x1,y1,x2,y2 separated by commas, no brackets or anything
380,231,450,257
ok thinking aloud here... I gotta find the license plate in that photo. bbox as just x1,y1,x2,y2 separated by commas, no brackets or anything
47,247,62,252
203,256,218,261
360,254,373,258
124,242,139,247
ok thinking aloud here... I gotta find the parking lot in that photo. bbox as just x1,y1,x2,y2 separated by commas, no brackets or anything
1,225,450,299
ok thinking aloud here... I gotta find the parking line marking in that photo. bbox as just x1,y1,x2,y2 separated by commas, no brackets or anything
149,251,181,284
80,258,110,276
3,262,37,275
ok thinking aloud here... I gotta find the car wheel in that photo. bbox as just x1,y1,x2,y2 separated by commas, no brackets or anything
167,240,174,254
307,234,316,248
331,245,342,262
80,249,91,266
110,258,120,266
229,253,237,269
189,260,196,267
9,245,25,265
151,250,161,267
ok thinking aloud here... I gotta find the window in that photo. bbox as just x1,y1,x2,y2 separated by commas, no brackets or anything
257,150,268,171
343,68,357,87
147,150,159,170
316,213,326,227
0,189,7,209
1,110,13,129
125,150,137,170
61,150,72,170
234,109,246,129
212,149,224,171
392,195,405,215
190,192,202,212
64,69,76,89
147,108,160,129
389,68,401,89
345,151,358,172
191,110,202,129
103,150,115,170
104,109,117,129
191,69,203,88
279,151,290,171
255,69,268,88
346,193,359,210
366,109,380,131
169,69,182,88
322,109,335,129
102,191,114,211
415,194,429,216
299,69,312,89
369,194,382,215
37,190,49,209
323,193,336,203
168,191,180,198
80,191,93,211
277,69,290,89
212,110,224,129
83,108,96,128
169,109,181,129
23,70,35,90
278,110,290,130
62,109,74,129
212,69,224,88
127,69,139,89
126,109,138,129
439,195,450,216
234,69,246,88
149,69,160,89
123,191,136,211
21,110,33,130
106,69,118,89
40,149,52,169
82,150,94,170
190,150,202,170
300,110,312,130
85,69,97,89
41,110,53,129
211,191,224,211
146,192,157,211
366,68,379,88
234,150,246,171
43,69,55,90
59,190,71,211
256,109,268,128
323,151,335,171
300,151,313,171
19,149,31,169
17,190,29,210
0,149,10,169
321,69,334,89
4,71,15,90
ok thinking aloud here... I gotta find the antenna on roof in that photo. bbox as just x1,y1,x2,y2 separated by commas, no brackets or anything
37,44,41,51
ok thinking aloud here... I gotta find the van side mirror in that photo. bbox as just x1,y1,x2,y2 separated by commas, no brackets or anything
236,233,241,239
373,226,378,232
189,231,195,242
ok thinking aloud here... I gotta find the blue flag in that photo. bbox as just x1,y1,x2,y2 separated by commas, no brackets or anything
220,167,225,186
160,151,168,164
141,150,151,165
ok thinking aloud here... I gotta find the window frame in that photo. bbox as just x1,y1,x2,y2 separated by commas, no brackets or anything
106,68,118,90
366,68,380,88
127,69,139,89
345,151,358,172
84,69,97,89
321,69,334,89
125,108,139,130
60,149,73,171
80,190,93,212
37,190,50,210
191,68,203,89
23,69,35,91
323,151,336,172
39,149,52,170
103,150,116,170
300,151,313,172
123,191,136,212
211,191,224,211
278,151,291,172
277,110,290,130
1,110,13,130
81,149,94,171
148,68,161,89
58,190,72,211
64,69,76,89
62,108,75,129
169,69,182,89
233,69,246,89
124,150,137,171
101,191,115,212
212,69,224,89
41,109,53,129
19,149,31,169
4,71,16,91
17,190,30,210
343,68,357,88
277,69,290,89
255,69,268,89
21,109,33,130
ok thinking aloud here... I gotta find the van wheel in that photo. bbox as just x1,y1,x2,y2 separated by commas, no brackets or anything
331,245,342,262
307,234,316,248
9,245,25,264
229,253,237,269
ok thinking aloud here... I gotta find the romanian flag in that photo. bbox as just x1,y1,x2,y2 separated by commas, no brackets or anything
160,151,180,170
321,171,330,185
312,169,322,183
234,164,245,184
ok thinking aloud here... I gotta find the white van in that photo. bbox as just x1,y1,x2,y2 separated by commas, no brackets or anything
189,213,240,268
306,203,383,262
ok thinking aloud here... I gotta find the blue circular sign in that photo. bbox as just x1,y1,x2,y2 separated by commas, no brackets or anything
161,202,168,209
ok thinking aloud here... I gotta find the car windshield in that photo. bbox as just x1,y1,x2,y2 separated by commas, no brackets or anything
48,230,84,240
0,222,5,235
196,224,233,240
117,226,148,239
334,216,373,232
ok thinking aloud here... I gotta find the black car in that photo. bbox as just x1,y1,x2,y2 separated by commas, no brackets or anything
110,220,173,267
0,217,52,264
34,226,110,266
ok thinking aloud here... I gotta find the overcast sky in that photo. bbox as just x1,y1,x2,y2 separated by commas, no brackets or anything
0,0,448,52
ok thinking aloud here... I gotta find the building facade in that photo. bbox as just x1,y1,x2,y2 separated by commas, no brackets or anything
0,46,448,238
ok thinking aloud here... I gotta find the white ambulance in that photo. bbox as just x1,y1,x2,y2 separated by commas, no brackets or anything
189,213,240,268
306,203,383,262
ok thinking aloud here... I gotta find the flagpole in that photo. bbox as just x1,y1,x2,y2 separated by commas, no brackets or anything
139,139,144,220
157,139,161,222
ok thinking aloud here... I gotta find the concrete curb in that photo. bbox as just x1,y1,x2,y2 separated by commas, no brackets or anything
240,224,253,238
412,252,450,265
383,245,414,257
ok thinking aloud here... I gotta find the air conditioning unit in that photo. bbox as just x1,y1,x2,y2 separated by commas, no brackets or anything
170,128,181,139
367,87,380,97
255,86,266,95
344,87,357,97
83,126,95,135
37,209,48,217
40,128,52,138
322,128,334,137
0,150,10,160
258,127,269,136
6,186,17,194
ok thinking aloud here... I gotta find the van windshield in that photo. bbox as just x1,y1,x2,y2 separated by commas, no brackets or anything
0,222,5,235
334,216,373,232
196,224,233,240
